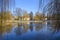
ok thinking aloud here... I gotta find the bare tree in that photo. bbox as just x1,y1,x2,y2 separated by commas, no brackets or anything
16,8,22,20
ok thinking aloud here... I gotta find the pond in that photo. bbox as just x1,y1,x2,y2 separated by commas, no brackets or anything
0,21,60,40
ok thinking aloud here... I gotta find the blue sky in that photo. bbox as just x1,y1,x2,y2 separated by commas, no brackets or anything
14,0,50,14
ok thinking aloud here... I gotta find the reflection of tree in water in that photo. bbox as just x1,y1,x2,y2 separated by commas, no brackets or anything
52,20,60,32
15,23,23,35
29,22,33,31
23,23,29,33
0,26,2,38
35,22,43,31
0,23,13,35
16,23,29,35
48,20,60,33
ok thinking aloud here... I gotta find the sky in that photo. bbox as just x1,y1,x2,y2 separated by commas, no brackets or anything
14,0,50,15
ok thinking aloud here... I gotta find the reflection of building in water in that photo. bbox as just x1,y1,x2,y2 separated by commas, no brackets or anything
22,21,30,24
15,23,23,35
16,23,29,35
23,24,29,33
29,22,33,31
35,23,42,31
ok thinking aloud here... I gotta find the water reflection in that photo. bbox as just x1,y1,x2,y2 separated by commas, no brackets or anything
15,22,43,35
53,20,60,32
15,23,30,35
15,23,22,35
47,20,60,32
0,23,14,35
29,22,33,31
35,23,43,31
23,23,29,33
0,21,60,40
